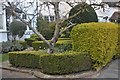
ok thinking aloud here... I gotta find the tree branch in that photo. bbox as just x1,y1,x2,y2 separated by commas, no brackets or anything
60,8,82,24
66,2,74,7
59,23,76,35
12,11,51,47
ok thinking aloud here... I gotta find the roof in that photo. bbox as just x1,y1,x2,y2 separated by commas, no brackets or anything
103,2,120,7
102,0,120,2
109,11,120,20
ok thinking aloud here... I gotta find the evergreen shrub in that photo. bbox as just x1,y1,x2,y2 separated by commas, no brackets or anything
9,51,92,74
71,22,118,69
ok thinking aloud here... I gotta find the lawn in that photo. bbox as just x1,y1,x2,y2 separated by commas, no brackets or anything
0,54,9,62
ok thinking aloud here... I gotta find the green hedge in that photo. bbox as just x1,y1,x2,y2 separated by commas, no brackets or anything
58,38,70,40
32,41,49,50
25,38,36,47
114,25,120,59
9,51,92,74
18,41,28,49
9,51,40,68
32,40,72,51
71,22,118,70
39,51,91,74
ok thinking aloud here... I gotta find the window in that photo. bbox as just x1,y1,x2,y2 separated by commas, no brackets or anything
0,14,3,29
44,16,49,21
22,14,27,19
50,16,55,22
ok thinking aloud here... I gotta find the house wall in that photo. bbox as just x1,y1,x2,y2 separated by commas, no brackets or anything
96,7,119,22
0,4,7,42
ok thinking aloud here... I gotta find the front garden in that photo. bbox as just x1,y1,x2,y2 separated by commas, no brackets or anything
1,22,119,75
1,2,120,78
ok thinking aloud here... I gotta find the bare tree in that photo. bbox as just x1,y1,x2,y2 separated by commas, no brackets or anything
2,0,104,53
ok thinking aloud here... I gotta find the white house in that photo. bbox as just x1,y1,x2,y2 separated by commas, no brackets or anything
0,0,120,42
0,4,7,42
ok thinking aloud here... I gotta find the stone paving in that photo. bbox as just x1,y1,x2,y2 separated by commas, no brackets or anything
0,59,119,79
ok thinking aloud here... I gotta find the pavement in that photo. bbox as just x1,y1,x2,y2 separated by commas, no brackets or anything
97,59,120,78
0,59,119,79
1,69,36,78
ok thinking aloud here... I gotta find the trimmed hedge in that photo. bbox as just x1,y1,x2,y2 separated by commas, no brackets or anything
9,51,40,68
71,22,118,70
18,41,28,49
32,40,72,51
9,51,92,74
39,51,91,74
32,41,49,50
114,25,120,59
58,38,70,40
25,38,36,47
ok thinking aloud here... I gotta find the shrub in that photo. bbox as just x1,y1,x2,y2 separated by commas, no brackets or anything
32,40,72,51
25,38,36,47
9,51,41,68
9,51,92,74
58,38,70,40
9,20,27,40
30,34,41,41
114,24,120,59
36,17,55,40
2,41,14,53
2,41,23,53
55,40,72,52
71,22,118,70
12,41,24,51
39,51,91,74
18,41,28,49
69,2,98,24
32,41,48,50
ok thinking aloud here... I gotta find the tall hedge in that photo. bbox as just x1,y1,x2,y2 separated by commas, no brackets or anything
115,24,120,58
71,22,118,70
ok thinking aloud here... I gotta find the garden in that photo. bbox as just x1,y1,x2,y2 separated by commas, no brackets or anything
1,22,120,75
1,2,120,76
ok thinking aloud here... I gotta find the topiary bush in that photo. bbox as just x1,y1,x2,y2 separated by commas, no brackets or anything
71,22,118,70
69,2,98,24
9,20,27,40
9,51,92,74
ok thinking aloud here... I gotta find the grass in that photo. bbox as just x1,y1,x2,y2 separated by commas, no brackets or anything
0,54,9,62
